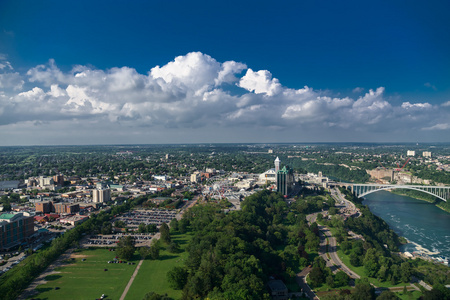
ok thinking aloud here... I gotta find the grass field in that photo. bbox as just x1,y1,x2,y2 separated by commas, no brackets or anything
28,232,193,300
125,232,193,300
29,248,140,300
396,290,422,299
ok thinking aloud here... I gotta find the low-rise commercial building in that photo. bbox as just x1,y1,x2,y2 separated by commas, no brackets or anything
54,203,80,214
58,215,88,226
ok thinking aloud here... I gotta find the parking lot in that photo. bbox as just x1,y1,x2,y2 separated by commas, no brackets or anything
83,233,154,248
113,209,177,229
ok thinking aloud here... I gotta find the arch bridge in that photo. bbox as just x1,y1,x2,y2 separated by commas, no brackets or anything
338,184,449,202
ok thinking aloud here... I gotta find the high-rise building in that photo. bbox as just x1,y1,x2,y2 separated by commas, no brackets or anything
92,188,111,203
423,151,432,158
274,157,280,173
0,212,34,251
53,174,65,186
38,176,54,187
407,150,415,156
190,172,203,183
277,166,294,197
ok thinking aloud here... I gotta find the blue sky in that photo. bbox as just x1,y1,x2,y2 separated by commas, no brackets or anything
0,0,449,145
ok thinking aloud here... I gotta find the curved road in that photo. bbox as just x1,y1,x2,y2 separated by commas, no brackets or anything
295,266,318,300
307,213,360,280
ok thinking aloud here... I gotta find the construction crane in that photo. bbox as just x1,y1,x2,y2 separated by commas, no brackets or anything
395,157,412,171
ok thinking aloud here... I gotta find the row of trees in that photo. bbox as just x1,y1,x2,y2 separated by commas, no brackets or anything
0,189,157,299
0,209,116,300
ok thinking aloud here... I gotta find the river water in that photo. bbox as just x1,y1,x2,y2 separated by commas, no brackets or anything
362,191,450,260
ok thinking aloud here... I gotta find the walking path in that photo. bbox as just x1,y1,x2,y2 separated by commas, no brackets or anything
119,258,145,300
18,248,74,300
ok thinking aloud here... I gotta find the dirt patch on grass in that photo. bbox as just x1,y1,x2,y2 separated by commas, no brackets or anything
69,254,90,258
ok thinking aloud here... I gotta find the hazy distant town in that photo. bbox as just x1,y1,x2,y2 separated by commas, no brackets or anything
0,143,449,300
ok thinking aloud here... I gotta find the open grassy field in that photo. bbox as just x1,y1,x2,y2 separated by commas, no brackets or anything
125,232,193,300
28,248,140,300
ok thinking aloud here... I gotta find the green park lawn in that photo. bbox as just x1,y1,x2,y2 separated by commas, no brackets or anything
29,247,139,300
396,290,422,300
125,232,193,300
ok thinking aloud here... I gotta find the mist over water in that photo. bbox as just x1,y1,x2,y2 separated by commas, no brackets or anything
362,191,450,259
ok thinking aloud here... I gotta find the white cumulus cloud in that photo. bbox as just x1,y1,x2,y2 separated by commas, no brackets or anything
0,51,449,144
238,69,282,96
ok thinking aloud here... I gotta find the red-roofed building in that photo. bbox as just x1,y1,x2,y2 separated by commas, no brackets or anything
34,215,48,223
45,213,60,220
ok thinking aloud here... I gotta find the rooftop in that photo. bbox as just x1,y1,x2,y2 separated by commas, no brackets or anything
0,213,16,220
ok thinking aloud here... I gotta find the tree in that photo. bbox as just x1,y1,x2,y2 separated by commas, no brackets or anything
3,202,11,212
114,220,126,228
143,292,171,300
329,207,338,215
287,212,296,224
160,223,171,244
147,224,157,233
400,262,412,283
350,252,361,267
101,222,112,235
422,283,450,300
178,218,188,233
139,246,151,259
352,280,375,300
149,240,160,260
117,236,135,260
340,240,352,254
377,290,400,300
167,241,180,253
170,218,179,232
138,223,147,233
167,266,188,290
334,271,349,287
309,266,325,287
377,265,388,282
326,275,335,288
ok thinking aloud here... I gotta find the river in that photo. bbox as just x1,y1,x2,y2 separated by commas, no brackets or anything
362,190,450,261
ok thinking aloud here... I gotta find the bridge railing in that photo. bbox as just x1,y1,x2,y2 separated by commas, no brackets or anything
333,183,449,202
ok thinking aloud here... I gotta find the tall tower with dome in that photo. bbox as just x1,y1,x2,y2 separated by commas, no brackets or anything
275,157,280,173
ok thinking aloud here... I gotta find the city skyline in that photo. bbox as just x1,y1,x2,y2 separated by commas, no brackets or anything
0,1,449,145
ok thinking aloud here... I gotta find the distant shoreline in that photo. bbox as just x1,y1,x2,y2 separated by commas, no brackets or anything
388,190,450,214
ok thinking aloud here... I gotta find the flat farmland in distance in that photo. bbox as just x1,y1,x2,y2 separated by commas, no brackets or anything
29,248,139,300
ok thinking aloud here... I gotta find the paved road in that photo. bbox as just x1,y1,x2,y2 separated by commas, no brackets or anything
119,258,144,300
318,225,360,279
295,266,318,300
307,211,360,280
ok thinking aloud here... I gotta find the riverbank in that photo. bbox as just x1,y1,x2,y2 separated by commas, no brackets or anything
363,191,450,262
389,189,450,214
